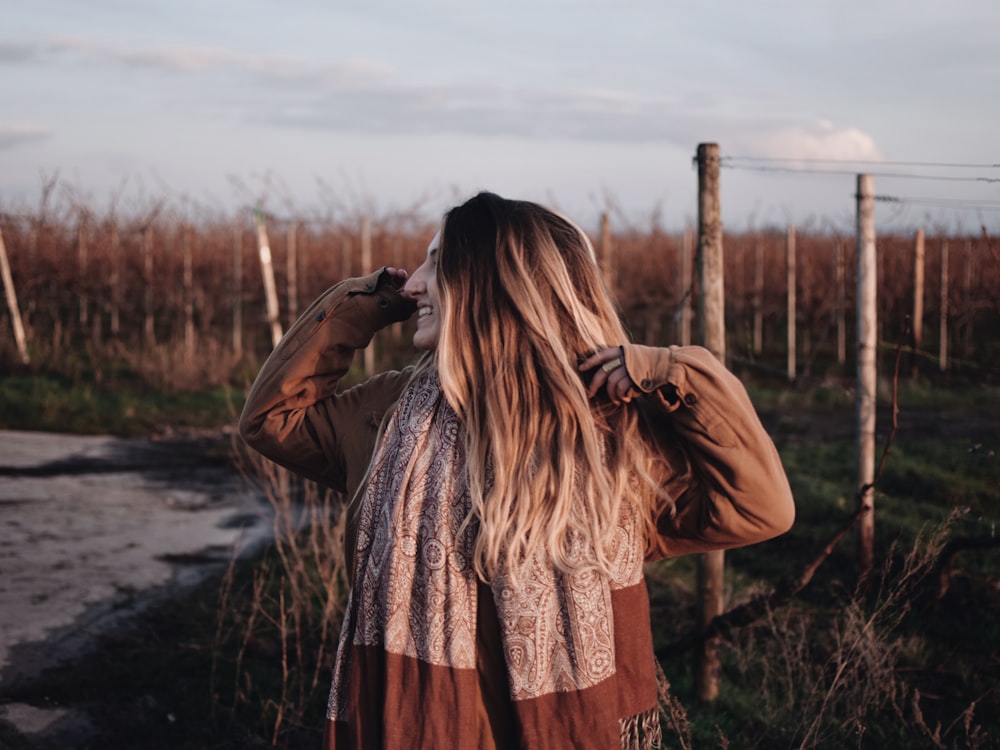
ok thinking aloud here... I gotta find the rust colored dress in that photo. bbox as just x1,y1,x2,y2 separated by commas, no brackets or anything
240,269,795,750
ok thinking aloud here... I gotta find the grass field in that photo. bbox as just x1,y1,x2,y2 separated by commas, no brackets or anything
1,371,997,749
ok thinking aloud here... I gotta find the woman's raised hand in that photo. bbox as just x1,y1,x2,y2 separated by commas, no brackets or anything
579,347,639,405
383,266,409,290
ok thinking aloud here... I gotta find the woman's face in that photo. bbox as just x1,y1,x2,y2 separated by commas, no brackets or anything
403,229,442,351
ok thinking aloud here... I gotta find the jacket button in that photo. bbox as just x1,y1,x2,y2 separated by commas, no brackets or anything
684,393,697,406
363,283,375,292
641,379,653,390
376,297,390,309
315,311,326,322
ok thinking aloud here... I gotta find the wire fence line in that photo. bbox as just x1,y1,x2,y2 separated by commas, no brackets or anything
1,198,997,387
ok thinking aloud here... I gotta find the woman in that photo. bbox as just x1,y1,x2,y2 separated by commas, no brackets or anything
239,192,795,750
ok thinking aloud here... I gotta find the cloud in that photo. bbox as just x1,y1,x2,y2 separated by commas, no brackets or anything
6,35,699,143
0,124,53,149
764,122,884,161
1,34,883,159
19,35,397,88
725,120,884,162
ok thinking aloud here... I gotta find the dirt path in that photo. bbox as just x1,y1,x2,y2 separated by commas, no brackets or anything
0,429,270,744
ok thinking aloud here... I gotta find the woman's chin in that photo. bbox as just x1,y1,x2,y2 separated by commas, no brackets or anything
412,333,438,351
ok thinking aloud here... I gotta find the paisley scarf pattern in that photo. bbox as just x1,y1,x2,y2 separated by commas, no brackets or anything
328,369,655,745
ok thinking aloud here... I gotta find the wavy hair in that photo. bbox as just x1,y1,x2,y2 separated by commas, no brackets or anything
434,192,667,581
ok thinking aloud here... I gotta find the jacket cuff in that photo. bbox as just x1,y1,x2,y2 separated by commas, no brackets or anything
342,267,416,325
622,344,681,407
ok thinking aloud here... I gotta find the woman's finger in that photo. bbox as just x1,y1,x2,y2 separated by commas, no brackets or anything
578,346,623,374
384,267,408,283
580,346,638,404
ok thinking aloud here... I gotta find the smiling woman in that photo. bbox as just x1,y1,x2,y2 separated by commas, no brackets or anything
238,191,795,750
402,229,442,351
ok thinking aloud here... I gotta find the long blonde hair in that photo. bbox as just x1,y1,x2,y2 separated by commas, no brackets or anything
434,192,665,581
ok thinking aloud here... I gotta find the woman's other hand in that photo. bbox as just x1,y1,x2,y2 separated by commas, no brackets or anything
580,347,638,405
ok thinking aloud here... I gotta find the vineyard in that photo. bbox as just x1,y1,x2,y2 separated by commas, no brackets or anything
1,191,999,748
2,195,999,389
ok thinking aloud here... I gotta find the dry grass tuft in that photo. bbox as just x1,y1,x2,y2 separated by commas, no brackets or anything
215,440,350,745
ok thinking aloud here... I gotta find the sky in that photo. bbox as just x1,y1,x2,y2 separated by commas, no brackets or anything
3,0,999,233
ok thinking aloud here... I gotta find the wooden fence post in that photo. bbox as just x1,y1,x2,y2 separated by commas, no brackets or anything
786,225,797,381
695,142,725,703
939,240,949,372
912,228,925,378
0,226,30,364
254,210,283,349
855,174,877,585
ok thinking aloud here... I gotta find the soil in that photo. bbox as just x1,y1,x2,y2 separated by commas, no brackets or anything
0,429,271,748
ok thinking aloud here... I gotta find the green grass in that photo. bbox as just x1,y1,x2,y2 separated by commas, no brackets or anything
0,373,244,436
649,379,1000,748
2,376,998,748
747,377,1000,415
0,358,386,437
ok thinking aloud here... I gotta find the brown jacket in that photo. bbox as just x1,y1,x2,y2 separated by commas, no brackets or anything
239,268,795,749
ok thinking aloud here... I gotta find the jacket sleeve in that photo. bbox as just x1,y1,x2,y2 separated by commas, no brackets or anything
238,269,416,496
623,344,795,559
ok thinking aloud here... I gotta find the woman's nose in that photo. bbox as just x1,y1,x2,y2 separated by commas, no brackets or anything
402,273,422,297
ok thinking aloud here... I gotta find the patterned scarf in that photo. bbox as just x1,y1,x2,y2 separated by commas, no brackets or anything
328,369,660,748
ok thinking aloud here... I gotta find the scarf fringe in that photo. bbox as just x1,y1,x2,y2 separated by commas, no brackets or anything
619,657,676,750
619,706,662,750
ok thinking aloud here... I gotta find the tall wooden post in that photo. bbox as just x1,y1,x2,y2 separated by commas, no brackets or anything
695,142,725,703
939,241,949,372
697,144,725,361
0,226,30,364
254,210,283,348
361,217,375,376
786,225,797,381
911,228,925,378
855,174,877,584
